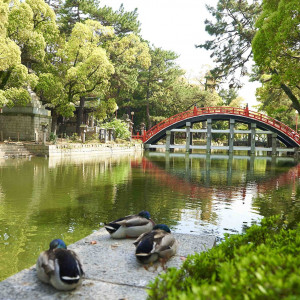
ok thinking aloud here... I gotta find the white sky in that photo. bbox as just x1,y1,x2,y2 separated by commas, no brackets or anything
100,0,260,109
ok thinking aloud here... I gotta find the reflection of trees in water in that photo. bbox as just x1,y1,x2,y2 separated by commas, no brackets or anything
253,164,300,227
0,154,138,281
138,157,300,228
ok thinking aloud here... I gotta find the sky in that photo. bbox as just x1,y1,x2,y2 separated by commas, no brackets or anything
100,0,260,109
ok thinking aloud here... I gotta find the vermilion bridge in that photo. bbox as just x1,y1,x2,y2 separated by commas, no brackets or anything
133,106,300,155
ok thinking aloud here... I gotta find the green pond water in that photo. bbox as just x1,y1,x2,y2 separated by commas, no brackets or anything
0,152,299,281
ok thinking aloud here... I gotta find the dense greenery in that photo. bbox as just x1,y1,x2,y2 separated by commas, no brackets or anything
0,0,222,135
252,0,300,114
148,215,300,299
1,0,298,134
200,0,299,127
101,118,131,140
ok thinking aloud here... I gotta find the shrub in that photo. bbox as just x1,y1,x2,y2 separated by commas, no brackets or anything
70,133,78,142
49,132,57,144
147,215,300,299
102,118,131,140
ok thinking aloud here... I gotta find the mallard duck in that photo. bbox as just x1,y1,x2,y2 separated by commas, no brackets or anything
104,210,155,239
134,224,178,264
36,239,84,291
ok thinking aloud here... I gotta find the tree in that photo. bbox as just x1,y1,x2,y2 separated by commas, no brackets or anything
91,4,141,36
167,78,221,116
255,80,296,128
7,0,59,67
57,0,100,35
0,0,42,107
133,47,184,128
104,34,151,106
197,0,262,87
58,1,140,36
218,87,244,107
36,20,115,133
252,0,300,113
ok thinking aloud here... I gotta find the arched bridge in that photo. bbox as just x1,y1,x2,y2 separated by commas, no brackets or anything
133,107,300,153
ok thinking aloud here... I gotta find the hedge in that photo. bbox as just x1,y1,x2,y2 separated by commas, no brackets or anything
147,215,300,299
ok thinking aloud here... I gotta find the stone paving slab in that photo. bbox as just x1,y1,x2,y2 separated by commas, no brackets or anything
0,229,215,300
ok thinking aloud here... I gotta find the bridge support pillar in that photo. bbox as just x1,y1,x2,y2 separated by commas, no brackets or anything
250,123,256,155
166,130,174,152
229,119,235,153
206,119,212,153
185,122,192,153
294,148,299,160
272,133,277,156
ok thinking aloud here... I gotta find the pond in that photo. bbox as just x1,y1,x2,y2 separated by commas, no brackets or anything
0,152,299,281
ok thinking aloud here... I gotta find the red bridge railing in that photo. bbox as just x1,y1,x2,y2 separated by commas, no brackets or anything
132,107,300,145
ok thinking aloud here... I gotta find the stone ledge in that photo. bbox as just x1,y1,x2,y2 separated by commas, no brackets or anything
0,229,215,300
0,143,143,158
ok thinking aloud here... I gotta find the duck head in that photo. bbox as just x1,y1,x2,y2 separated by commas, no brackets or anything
138,210,151,219
49,239,67,250
153,224,171,233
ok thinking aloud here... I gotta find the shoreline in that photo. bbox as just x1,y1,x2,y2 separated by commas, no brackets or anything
0,142,143,158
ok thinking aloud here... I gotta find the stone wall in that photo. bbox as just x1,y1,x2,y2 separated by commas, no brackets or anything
23,143,143,157
0,87,52,142
0,113,51,142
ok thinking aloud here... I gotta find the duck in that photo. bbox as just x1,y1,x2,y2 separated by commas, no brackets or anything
104,210,155,239
134,224,178,264
36,239,84,291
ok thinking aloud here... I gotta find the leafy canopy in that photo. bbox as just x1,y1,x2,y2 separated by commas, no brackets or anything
252,0,300,111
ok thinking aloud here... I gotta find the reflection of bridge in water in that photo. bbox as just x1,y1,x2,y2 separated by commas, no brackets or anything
132,154,300,207
133,107,300,156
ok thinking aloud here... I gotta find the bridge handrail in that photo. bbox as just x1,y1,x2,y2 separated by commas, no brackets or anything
142,106,300,145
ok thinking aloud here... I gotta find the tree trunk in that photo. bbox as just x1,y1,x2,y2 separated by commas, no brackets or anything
146,66,152,129
280,83,300,113
146,90,151,129
51,111,58,134
76,96,85,135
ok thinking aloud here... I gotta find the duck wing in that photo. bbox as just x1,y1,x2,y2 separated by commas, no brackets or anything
154,233,177,253
123,216,150,227
105,214,137,233
135,231,157,255
54,249,84,284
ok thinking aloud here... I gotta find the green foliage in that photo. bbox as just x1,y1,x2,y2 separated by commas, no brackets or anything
148,215,300,299
219,88,239,106
253,0,299,86
198,0,261,87
133,47,184,128
3,88,31,107
102,118,130,140
7,0,59,65
57,1,140,36
252,0,300,113
49,132,57,144
70,133,79,142
255,81,296,128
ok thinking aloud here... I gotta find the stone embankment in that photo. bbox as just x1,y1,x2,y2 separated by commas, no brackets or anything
0,228,215,300
0,142,143,158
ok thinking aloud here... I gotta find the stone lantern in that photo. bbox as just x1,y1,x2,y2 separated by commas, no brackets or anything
80,124,88,143
41,122,48,145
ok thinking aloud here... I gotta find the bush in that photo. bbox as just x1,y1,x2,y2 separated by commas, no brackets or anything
147,216,300,299
49,132,57,144
70,133,78,142
102,118,131,140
